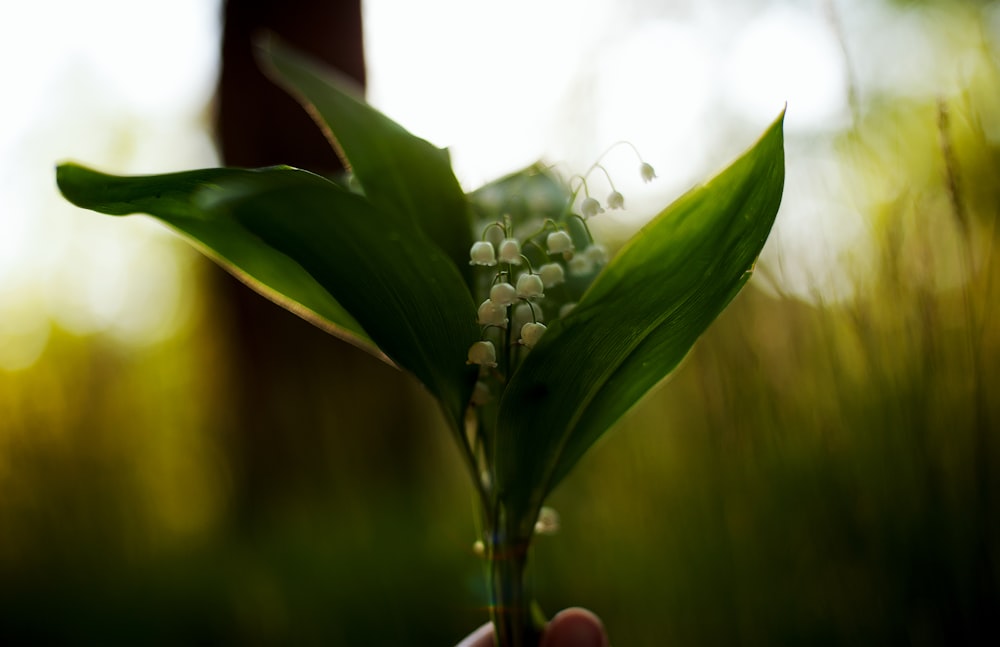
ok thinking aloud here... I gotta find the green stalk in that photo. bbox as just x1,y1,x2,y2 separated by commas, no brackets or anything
487,516,542,647
486,500,545,647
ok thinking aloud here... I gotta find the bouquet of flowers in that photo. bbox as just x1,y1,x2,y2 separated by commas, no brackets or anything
57,37,784,646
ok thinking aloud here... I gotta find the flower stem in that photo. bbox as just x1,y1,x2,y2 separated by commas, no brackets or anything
488,521,541,647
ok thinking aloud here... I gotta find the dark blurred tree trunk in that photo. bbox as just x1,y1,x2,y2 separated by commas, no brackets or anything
217,0,362,174
213,0,420,525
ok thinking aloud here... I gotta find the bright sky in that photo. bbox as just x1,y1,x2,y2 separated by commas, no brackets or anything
364,0,847,191
0,0,220,370
0,0,988,371
362,0,855,297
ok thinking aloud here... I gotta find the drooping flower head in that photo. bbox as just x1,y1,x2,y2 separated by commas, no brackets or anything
640,162,657,183
498,238,522,265
580,197,604,219
477,299,508,328
568,254,595,277
515,273,544,299
583,243,608,266
469,241,497,266
490,281,518,306
546,231,573,255
519,322,547,348
538,262,565,288
467,340,498,367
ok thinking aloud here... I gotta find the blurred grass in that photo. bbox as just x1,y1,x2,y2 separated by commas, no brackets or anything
2,92,999,646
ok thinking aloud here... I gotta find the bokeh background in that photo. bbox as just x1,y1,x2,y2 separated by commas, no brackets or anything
2,0,999,644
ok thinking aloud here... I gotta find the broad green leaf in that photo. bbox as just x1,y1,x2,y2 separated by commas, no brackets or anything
495,113,786,529
468,162,570,225
210,183,480,429
56,163,480,430
56,163,379,358
258,37,475,288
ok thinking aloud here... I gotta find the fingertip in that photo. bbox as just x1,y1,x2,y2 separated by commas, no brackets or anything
541,607,608,647
456,621,495,647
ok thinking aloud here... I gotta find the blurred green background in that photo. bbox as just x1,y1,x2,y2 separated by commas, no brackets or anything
2,0,999,644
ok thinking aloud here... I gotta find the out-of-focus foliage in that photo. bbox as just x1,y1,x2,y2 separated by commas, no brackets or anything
2,5,1000,647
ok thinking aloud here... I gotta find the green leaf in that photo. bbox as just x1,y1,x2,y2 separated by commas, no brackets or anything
56,162,480,430
468,162,570,225
56,163,378,357
495,113,786,530
258,36,475,289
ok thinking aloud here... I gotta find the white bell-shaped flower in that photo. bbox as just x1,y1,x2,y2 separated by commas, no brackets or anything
546,230,574,254
580,197,604,219
568,254,595,277
607,190,625,210
559,302,577,318
469,241,497,266
498,238,522,265
519,322,547,348
489,282,518,306
534,506,560,535
516,273,544,299
640,162,657,183
477,299,508,328
583,243,608,266
538,262,565,288
467,340,497,367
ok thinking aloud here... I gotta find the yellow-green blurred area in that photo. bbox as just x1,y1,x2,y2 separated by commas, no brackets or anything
3,0,1000,644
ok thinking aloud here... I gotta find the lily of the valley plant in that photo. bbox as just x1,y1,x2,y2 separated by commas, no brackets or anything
57,38,785,647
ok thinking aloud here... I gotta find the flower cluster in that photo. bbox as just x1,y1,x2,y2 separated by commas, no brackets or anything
465,158,656,399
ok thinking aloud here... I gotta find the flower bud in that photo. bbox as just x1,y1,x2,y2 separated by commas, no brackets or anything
469,241,497,266
607,190,625,210
546,230,574,254
516,273,544,299
498,238,522,264
519,322,547,348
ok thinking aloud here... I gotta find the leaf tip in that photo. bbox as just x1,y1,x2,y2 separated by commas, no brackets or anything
55,161,98,209
251,29,278,70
